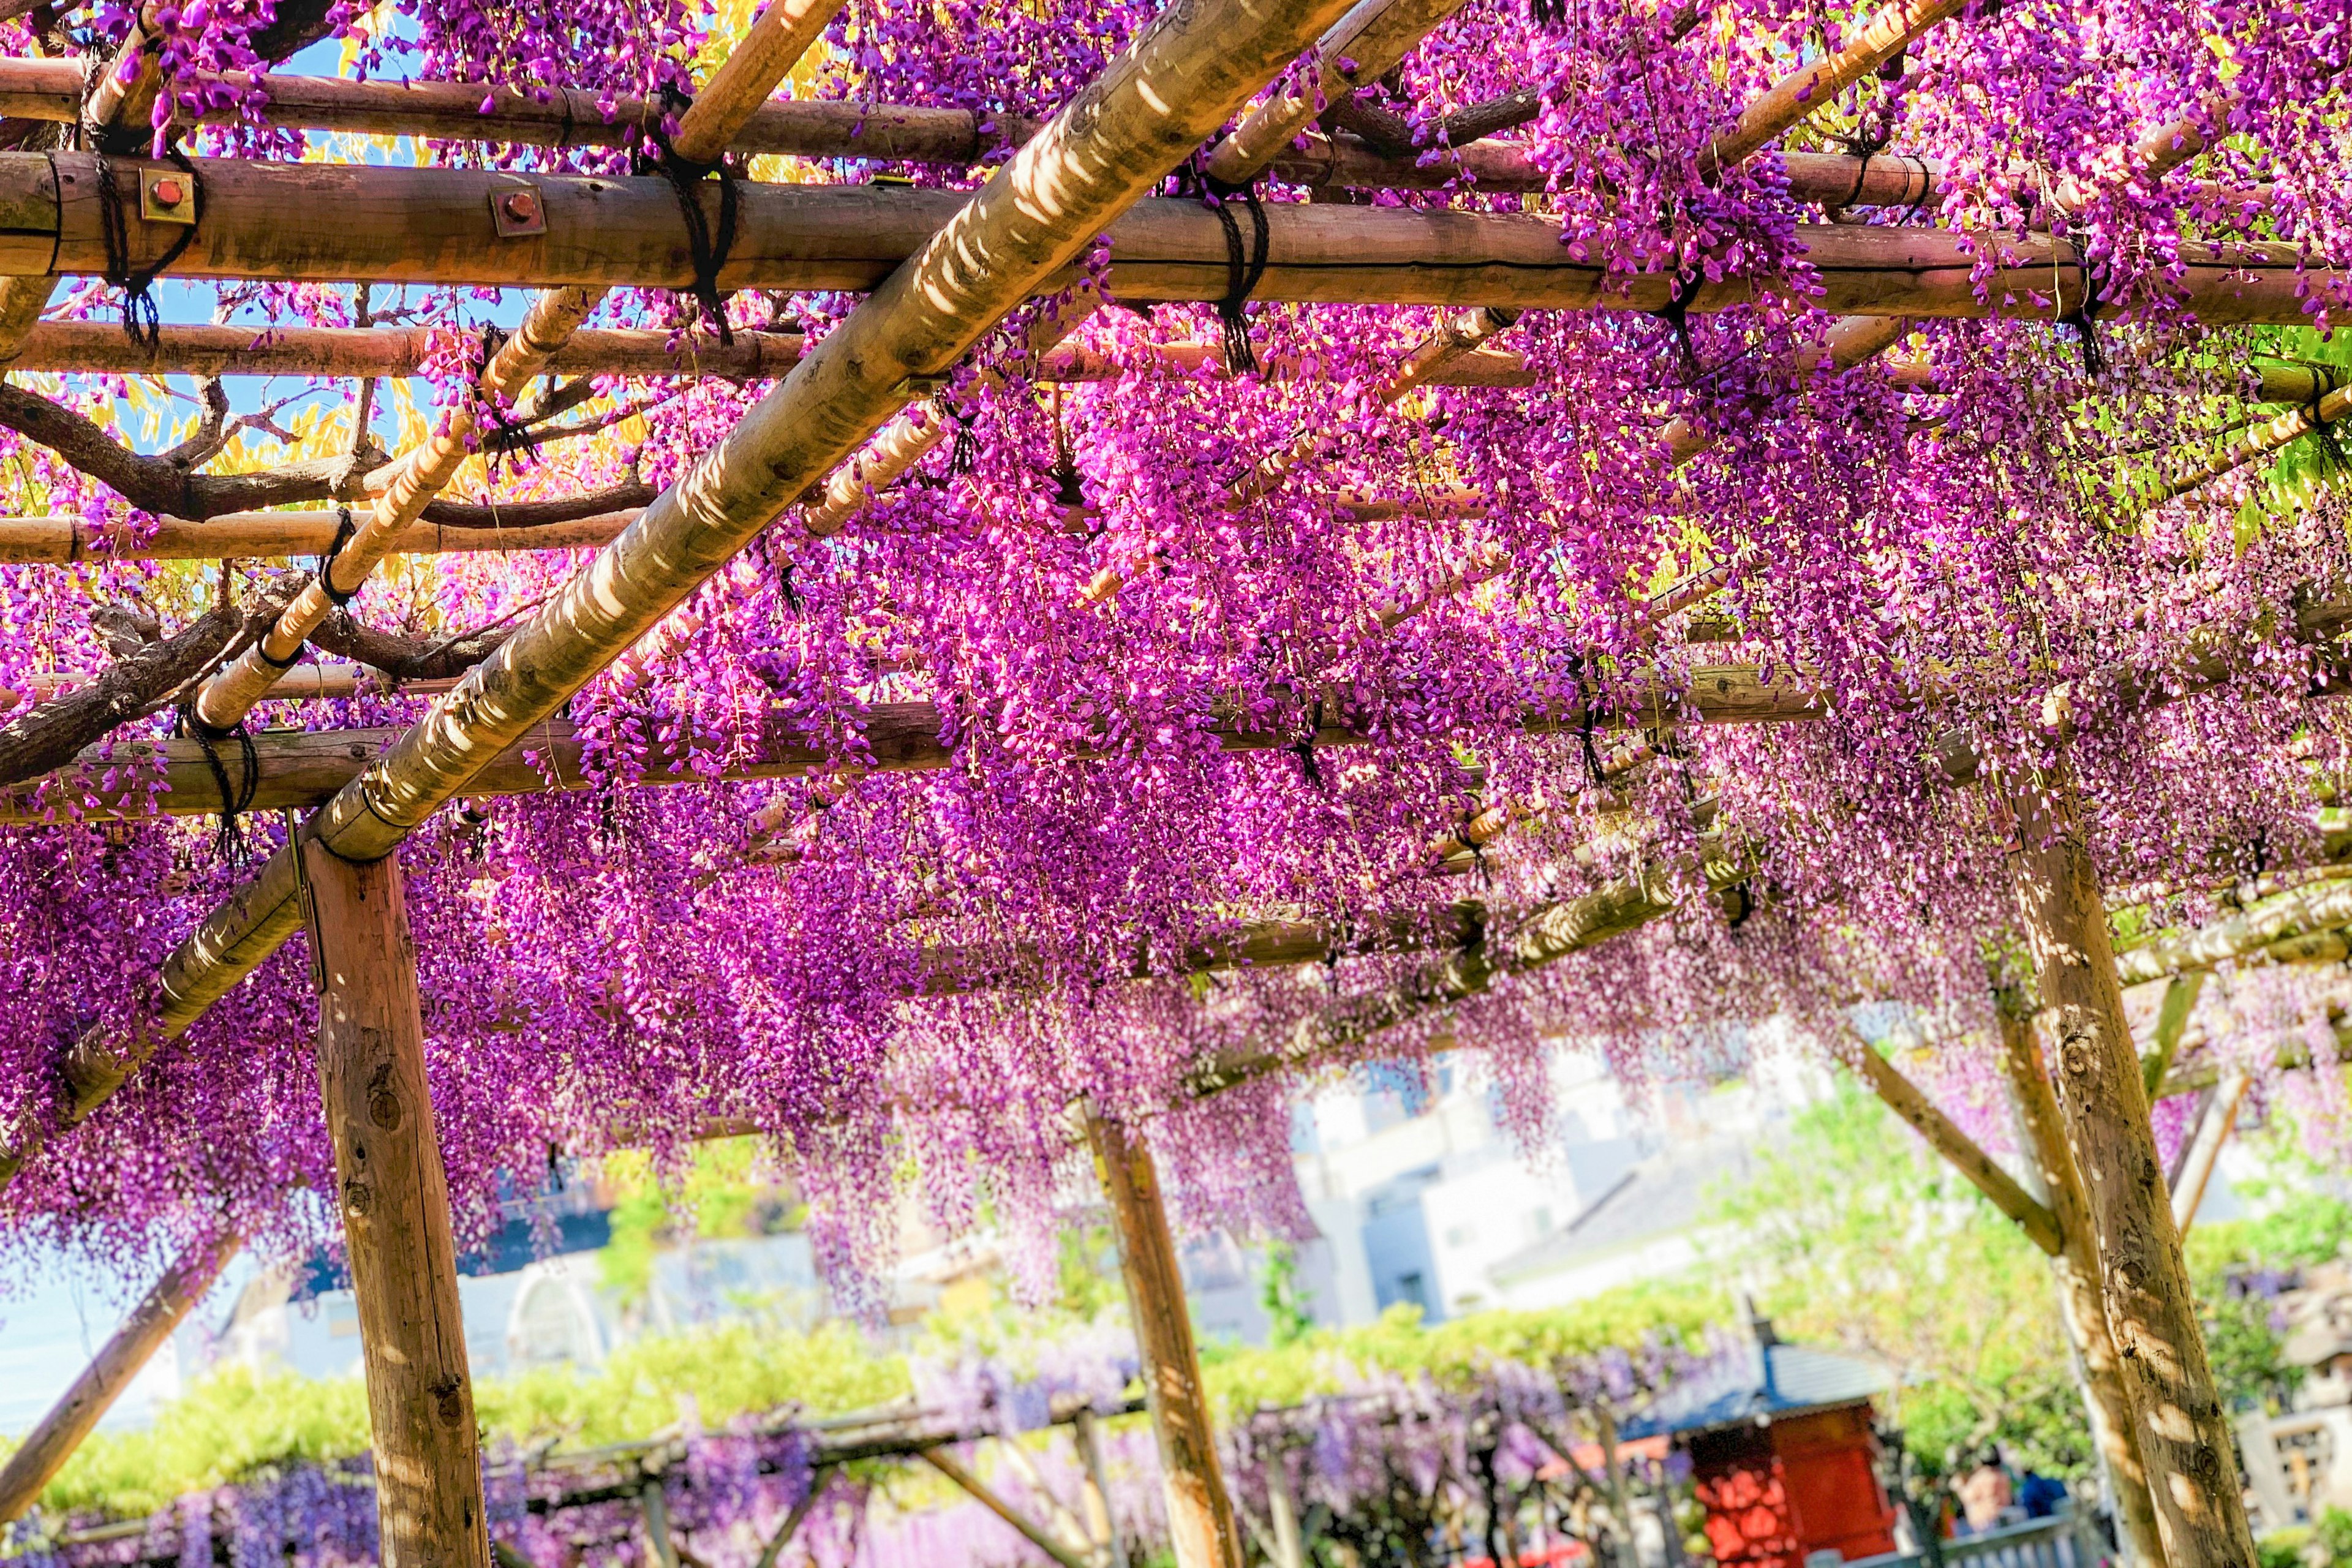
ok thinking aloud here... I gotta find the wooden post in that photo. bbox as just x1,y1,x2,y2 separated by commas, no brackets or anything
303,839,489,1568
2173,1069,2252,1232
1086,1111,1245,1568
2005,763,2260,1568
1996,1006,2166,1568
1074,1408,1125,1568
0,1229,239,1525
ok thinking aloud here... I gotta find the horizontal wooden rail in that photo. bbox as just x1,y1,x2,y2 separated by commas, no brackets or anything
0,317,1532,386
0,155,2321,320
0,508,639,562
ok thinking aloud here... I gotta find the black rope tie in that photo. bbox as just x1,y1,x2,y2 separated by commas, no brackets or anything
637,91,742,346
178,702,260,863
1565,650,1605,786
2059,262,2106,382
1292,698,1325,790
919,391,976,486
2309,375,2350,475
307,502,363,621
472,326,536,469
1202,175,1271,376
1653,270,1706,383
94,148,201,352
1725,881,1755,930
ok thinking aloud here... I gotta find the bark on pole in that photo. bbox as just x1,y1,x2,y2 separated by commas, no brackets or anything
1087,1110,1245,1568
0,1230,241,1526
303,839,489,1568
2005,761,2259,1568
1997,1007,2166,1568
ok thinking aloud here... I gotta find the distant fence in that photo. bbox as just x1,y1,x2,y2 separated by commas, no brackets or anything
1846,1513,2107,1568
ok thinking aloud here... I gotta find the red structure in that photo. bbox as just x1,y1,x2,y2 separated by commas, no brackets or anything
1689,1403,1901,1568
1624,1308,1899,1568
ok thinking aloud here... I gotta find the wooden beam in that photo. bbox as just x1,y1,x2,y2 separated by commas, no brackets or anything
187,7,842,733
919,1447,1093,1568
0,0,1360,1194
2004,763,2259,1568
1087,1111,1245,1568
2,322,806,380
0,508,639,564
0,320,1529,385
0,1230,241,1525
1853,1041,2062,1256
0,156,2321,321
2171,1067,2251,1232
1997,1007,2165,1568
303,839,489,1568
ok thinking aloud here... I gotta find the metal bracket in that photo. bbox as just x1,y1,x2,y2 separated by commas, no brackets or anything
139,168,197,225
489,184,546,238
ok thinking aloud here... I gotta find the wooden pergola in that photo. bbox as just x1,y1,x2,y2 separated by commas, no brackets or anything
0,0,2334,1565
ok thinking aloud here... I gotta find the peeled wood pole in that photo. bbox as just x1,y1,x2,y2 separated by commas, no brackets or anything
2,322,809,380
2171,1068,2251,1231
189,2,840,732
0,0,1359,1195
2005,763,2259,1568
799,0,1479,541
0,157,2327,319
0,1230,241,1526
303,840,487,1568
1851,1042,2062,1254
1996,1011,2166,1568
0,508,640,564
1087,1111,1245,1568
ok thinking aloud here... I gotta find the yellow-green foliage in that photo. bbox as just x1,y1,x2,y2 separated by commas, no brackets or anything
593,1139,804,1301
1198,1281,1728,1414
7,1317,910,1524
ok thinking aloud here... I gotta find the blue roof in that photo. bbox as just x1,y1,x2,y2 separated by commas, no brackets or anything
1620,1336,1892,1439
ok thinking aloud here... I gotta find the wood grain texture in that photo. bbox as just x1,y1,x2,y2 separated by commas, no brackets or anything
0,1232,240,1525
0,155,2323,322
1088,1113,1245,1568
304,843,489,1568
2006,764,2258,1568
1998,1009,2166,1568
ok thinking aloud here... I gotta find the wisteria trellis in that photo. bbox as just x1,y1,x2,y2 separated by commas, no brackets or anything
0,0,2345,1437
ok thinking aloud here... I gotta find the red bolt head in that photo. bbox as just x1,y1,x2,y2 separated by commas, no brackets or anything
151,176,184,206
502,190,539,222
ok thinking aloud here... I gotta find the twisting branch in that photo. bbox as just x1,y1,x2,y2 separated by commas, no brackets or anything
309,609,516,682
0,602,245,786
0,380,648,526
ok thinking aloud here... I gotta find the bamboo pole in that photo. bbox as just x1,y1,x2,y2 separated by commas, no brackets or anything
303,840,488,1568
2171,1068,2250,1231
3,322,808,380
2004,762,2260,1568
0,0,1360,1194
187,6,842,733
0,156,2321,321
1087,1110,1245,1568
1997,1008,2165,1568
0,320,1530,385
0,1230,241,1526
795,0,1484,541
0,508,640,564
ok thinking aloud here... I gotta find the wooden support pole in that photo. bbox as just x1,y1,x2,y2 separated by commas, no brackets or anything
919,1447,1093,1568
1073,1409,1123,1568
1997,1008,2166,1568
0,0,1360,1191
303,840,489,1568
750,1466,834,1568
2005,762,2260,1568
1086,1112,1245,1568
2172,1068,2251,1232
2145,971,2209,1099
0,156,2318,322
0,508,639,564
1852,1039,2063,1256
0,1229,241,1526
